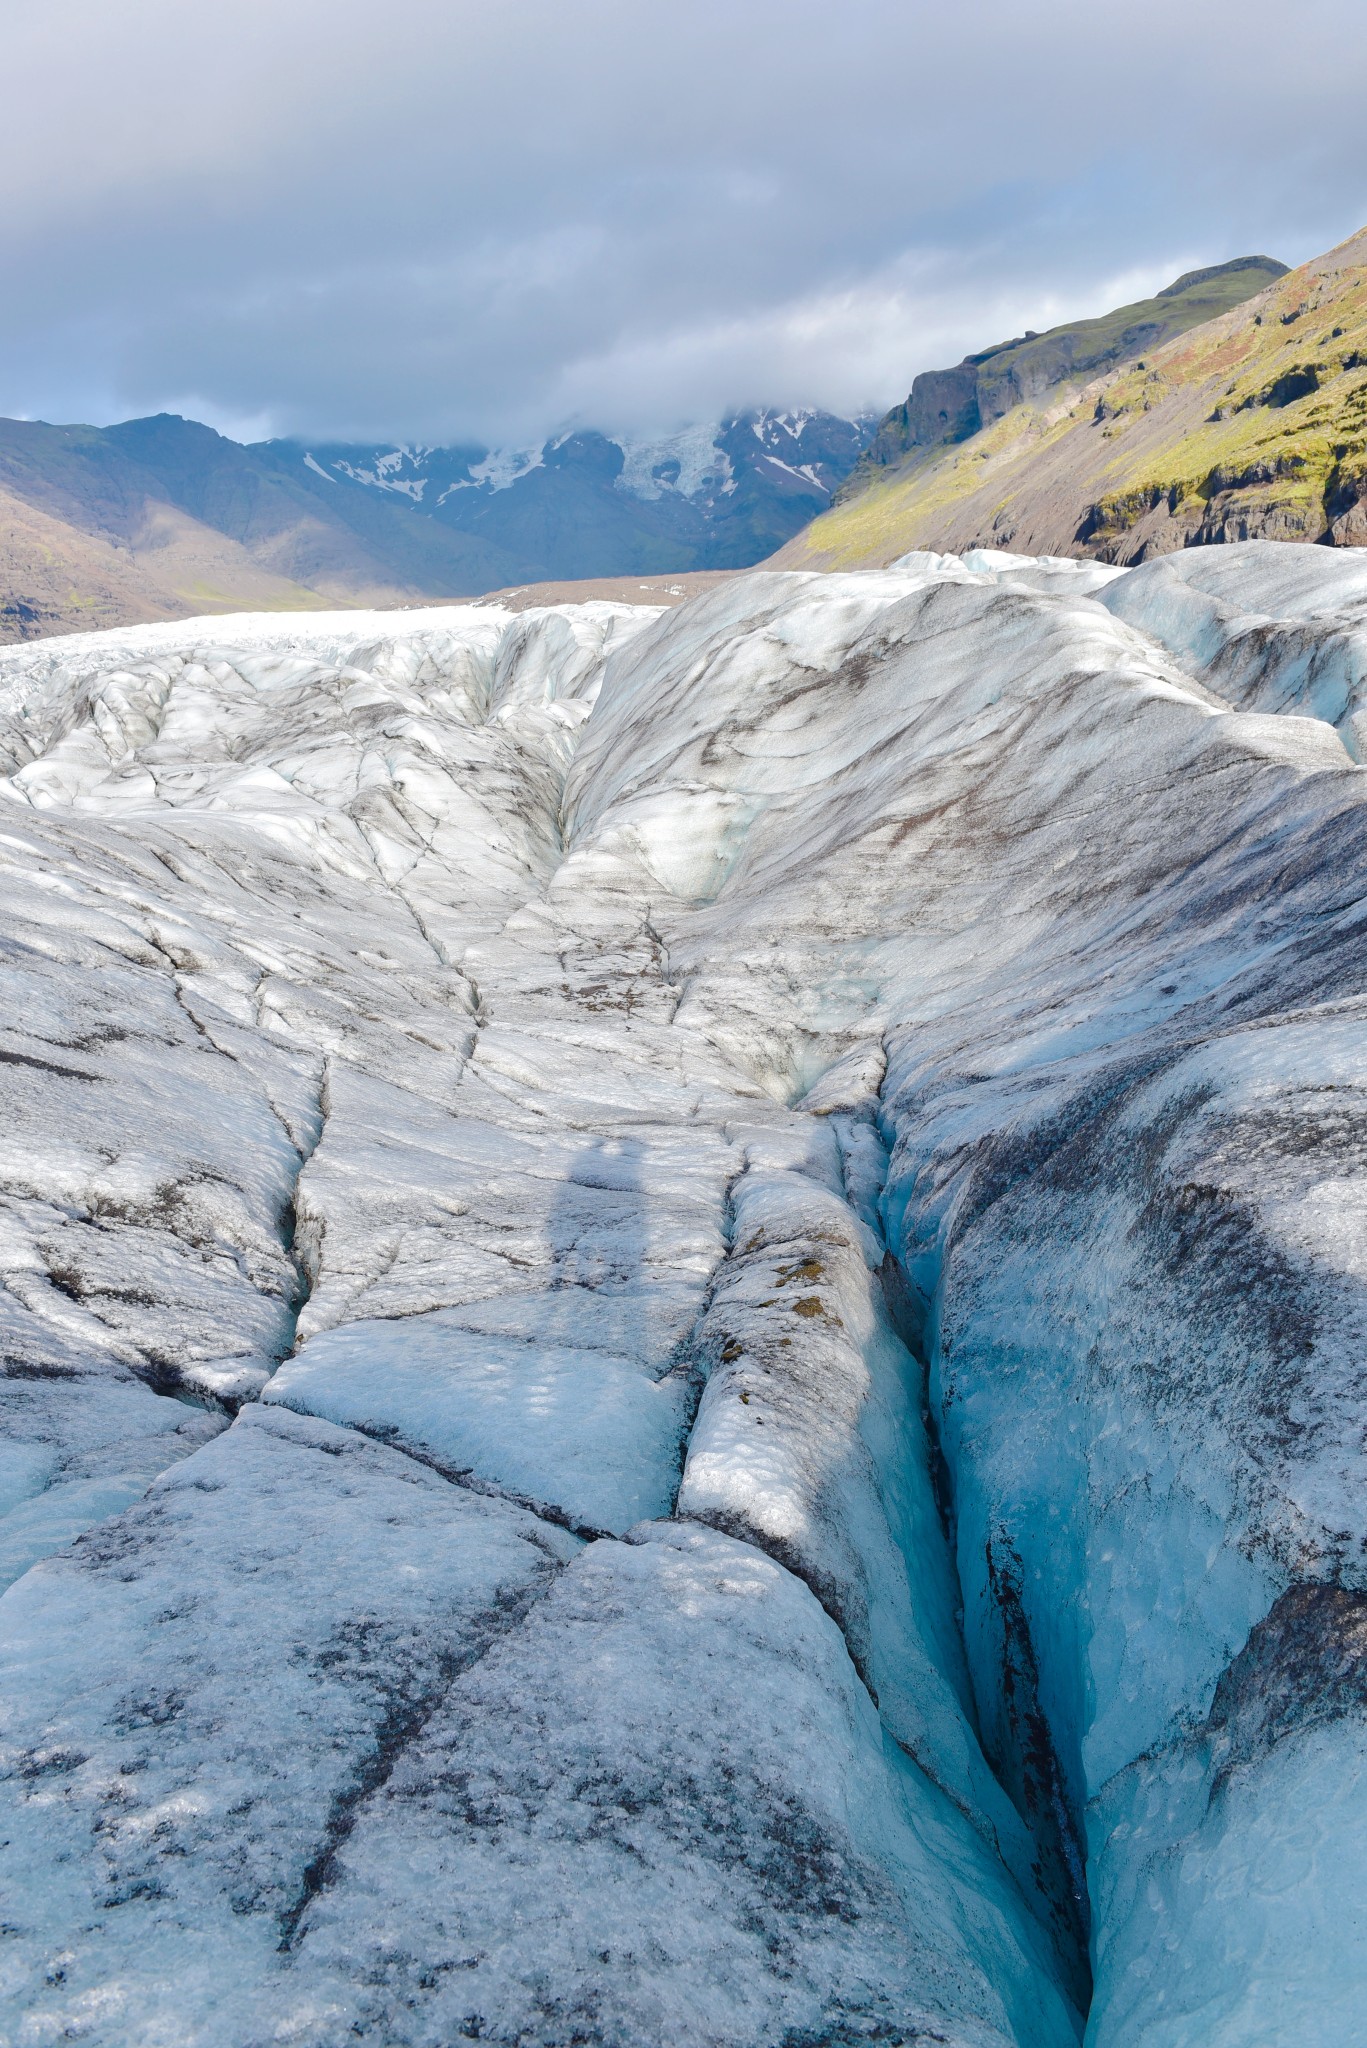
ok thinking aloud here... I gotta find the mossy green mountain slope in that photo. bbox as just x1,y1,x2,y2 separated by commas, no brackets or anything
844,255,1286,494
778,228,1367,568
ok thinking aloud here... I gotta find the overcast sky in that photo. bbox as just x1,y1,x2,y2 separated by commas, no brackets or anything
3,0,1365,447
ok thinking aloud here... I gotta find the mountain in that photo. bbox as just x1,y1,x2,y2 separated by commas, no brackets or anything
0,414,518,645
841,255,1287,496
773,242,1367,568
3,543,1367,2041
0,408,870,643
275,410,871,578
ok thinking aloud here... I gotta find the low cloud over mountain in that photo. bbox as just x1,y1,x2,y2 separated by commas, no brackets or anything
0,408,869,641
4,1,1367,447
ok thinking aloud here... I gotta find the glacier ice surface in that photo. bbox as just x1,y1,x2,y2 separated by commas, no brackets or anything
1,551,1366,2042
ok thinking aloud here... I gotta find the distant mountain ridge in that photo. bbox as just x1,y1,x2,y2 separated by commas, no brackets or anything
778,235,1367,569
0,408,870,643
271,410,870,581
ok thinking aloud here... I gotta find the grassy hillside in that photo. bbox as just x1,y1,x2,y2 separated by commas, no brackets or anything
778,229,1367,567
845,255,1286,495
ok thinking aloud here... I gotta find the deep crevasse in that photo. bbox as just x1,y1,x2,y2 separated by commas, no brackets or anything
0,545,1365,2044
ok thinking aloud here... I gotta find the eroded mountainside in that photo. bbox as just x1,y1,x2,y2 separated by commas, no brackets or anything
781,228,1367,568
843,255,1286,494
1,544,1367,2044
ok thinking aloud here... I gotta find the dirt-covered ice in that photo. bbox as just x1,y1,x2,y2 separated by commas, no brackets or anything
1,551,1365,2044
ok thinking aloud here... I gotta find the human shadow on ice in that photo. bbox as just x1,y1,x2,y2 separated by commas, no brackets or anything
266,1133,693,1538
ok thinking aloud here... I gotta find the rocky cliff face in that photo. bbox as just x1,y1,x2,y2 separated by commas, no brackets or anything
1,543,1366,2043
839,257,1287,498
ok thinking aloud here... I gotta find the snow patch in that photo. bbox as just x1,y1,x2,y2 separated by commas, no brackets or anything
614,423,733,501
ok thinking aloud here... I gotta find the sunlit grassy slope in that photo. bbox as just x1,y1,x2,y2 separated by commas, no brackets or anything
778,227,1367,567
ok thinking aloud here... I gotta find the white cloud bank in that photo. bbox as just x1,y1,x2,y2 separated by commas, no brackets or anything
1,0,1364,442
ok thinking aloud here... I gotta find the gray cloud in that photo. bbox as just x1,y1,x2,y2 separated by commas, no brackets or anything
3,0,1366,443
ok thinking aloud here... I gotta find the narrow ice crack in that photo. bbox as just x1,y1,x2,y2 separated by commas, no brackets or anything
868,1073,1094,2011
276,1558,571,1954
269,1059,330,1383
662,1159,747,1521
280,1410,615,1542
350,814,443,960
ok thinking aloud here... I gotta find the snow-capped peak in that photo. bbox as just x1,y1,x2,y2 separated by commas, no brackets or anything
310,445,434,500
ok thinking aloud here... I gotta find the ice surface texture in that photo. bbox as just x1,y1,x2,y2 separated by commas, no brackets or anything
0,550,1365,2043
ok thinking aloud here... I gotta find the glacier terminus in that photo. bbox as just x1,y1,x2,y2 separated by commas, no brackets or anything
0,541,1365,2045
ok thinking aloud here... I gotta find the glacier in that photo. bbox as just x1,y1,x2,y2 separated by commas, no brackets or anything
0,541,1364,2044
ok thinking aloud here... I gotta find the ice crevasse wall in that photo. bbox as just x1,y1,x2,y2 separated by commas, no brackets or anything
0,540,1365,2044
